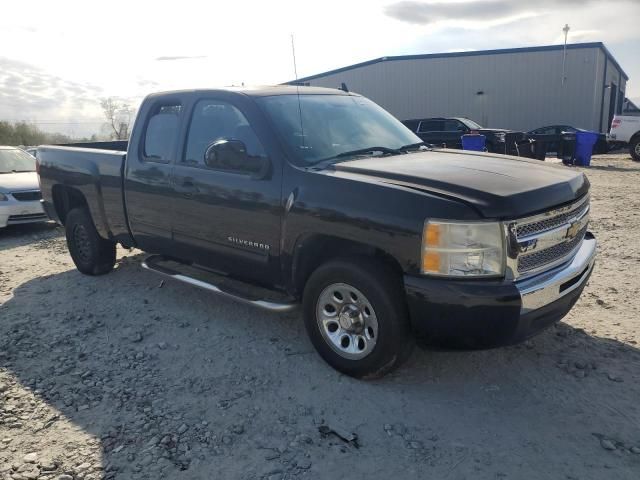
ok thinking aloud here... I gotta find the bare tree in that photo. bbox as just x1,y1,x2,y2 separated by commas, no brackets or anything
100,98,134,140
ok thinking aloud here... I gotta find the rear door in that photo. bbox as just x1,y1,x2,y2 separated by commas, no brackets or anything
416,120,445,146
124,99,183,253
170,95,283,284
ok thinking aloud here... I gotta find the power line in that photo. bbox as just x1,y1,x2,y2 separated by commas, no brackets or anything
0,120,105,125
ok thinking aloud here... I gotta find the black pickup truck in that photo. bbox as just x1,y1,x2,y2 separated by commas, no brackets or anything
37,86,596,378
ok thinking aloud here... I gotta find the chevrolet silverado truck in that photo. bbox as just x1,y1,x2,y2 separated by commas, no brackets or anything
609,113,640,161
37,87,596,378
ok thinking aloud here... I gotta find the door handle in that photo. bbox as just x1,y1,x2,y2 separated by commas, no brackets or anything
175,178,198,197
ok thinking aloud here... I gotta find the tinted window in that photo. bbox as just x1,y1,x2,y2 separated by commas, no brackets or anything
417,120,443,133
144,104,182,162
444,119,465,132
183,100,266,172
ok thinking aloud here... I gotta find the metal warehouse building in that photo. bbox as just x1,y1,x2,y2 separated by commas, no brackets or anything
289,42,628,134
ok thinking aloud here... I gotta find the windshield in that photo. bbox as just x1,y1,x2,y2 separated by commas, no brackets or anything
460,118,483,129
257,94,421,165
0,148,37,173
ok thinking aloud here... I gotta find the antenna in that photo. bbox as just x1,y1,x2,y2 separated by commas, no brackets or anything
561,23,570,85
291,34,306,149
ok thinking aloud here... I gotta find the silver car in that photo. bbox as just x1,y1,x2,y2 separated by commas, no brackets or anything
0,146,48,228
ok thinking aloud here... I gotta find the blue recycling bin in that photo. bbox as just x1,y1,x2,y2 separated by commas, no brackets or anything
574,131,599,166
461,134,486,152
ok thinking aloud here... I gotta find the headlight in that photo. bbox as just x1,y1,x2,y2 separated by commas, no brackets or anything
422,220,505,277
494,132,506,142
0,193,8,201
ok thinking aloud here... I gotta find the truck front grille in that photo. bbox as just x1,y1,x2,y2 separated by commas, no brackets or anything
12,190,42,202
516,200,589,238
517,225,587,273
509,195,590,278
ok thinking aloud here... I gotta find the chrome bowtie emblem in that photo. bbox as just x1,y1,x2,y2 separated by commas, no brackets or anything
566,220,581,240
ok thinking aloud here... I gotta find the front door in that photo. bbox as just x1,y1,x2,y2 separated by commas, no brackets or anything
170,97,282,285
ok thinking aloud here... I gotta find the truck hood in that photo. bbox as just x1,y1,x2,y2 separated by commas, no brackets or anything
332,150,589,218
0,171,39,193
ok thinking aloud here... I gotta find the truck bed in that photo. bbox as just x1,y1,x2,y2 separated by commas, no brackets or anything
37,144,130,242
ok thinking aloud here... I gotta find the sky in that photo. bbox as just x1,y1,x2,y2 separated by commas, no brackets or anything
1,0,639,137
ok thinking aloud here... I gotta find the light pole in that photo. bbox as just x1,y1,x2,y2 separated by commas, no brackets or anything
562,24,570,85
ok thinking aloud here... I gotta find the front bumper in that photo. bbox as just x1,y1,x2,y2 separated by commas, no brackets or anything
404,233,596,347
0,198,47,228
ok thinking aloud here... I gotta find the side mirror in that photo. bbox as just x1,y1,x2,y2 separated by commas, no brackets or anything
204,139,248,170
204,139,269,177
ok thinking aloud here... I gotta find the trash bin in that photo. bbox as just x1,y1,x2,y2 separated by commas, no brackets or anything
527,134,557,160
558,132,576,164
574,131,600,167
461,134,486,152
532,139,547,160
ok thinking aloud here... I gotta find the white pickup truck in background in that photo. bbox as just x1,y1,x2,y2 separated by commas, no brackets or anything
610,114,640,161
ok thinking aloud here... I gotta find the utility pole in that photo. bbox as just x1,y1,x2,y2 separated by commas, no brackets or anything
562,24,570,85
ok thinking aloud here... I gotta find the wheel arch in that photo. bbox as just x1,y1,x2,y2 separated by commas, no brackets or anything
52,185,89,225
289,233,404,298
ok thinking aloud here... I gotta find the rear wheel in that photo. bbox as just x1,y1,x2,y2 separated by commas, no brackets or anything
302,257,413,379
631,138,640,162
65,207,116,275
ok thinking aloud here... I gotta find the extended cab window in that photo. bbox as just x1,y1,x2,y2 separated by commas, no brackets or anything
183,100,266,173
144,104,182,162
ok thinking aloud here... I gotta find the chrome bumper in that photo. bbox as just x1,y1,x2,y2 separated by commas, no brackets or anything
516,233,596,313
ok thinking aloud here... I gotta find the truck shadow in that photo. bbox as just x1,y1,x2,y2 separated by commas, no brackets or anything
1,259,639,479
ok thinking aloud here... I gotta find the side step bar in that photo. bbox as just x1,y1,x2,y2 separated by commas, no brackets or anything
141,255,298,313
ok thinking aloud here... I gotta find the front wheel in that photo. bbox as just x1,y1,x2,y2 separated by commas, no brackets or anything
65,207,116,275
630,138,640,162
302,258,413,379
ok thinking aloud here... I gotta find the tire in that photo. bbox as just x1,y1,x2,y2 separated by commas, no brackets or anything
65,207,116,275
302,257,413,379
630,138,640,162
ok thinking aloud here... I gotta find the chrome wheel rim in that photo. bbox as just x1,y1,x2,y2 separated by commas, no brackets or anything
73,224,92,263
316,283,378,360
635,143,640,156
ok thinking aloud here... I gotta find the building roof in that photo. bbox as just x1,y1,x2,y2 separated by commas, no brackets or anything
288,42,629,83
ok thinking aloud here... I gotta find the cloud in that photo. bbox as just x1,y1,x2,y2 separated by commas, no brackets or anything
0,57,106,136
155,55,207,61
384,0,600,26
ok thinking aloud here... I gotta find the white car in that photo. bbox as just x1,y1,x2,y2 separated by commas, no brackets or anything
0,146,48,228
609,114,640,161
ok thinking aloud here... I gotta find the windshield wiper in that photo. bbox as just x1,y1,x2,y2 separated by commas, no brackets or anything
310,146,400,169
398,141,433,151
333,146,400,158
9,170,35,173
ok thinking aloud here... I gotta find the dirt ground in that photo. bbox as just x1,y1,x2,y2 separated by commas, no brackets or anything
1,153,639,480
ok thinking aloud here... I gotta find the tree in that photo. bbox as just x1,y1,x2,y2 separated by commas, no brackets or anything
100,97,135,140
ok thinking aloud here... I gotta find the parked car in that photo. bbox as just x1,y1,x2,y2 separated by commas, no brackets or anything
528,125,609,154
26,147,39,158
402,117,533,156
609,114,640,161
37,87,596,378
0,146,47,229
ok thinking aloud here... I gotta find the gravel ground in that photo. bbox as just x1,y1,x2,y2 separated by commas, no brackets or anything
1,153,640,479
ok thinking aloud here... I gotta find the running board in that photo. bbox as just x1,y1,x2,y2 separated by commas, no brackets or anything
141,255,298,313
